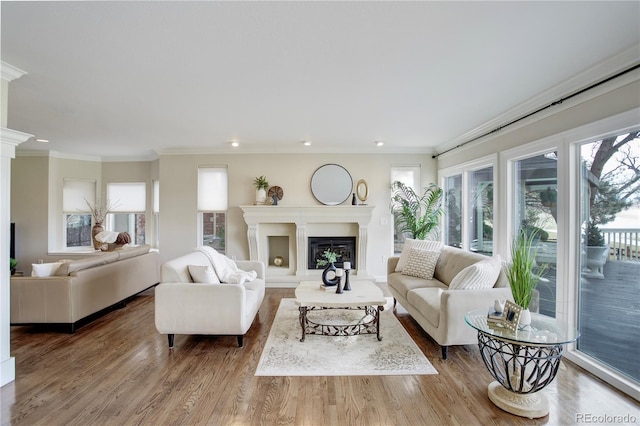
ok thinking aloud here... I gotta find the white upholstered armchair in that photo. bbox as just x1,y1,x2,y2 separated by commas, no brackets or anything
155,249,265,348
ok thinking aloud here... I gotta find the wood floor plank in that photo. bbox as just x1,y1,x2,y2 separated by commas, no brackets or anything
2,287,638,425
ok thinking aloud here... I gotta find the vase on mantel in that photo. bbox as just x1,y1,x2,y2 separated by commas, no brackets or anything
519,308,532,328
255,188,267,205
92,223,104,250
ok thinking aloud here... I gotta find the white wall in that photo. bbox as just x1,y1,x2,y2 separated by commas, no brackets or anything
159,152,436,281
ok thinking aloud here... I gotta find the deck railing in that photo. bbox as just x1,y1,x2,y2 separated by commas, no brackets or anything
601,228,640,261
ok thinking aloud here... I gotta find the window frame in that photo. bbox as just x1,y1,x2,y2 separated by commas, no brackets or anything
61,178,96,250
197,166,228,252
498,108,640,399
438,154,498,252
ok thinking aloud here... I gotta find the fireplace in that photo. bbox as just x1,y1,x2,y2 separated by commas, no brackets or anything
240,205,374,281
308,237,356,269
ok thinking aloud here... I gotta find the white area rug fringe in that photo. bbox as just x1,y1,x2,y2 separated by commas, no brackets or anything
255,298,438,376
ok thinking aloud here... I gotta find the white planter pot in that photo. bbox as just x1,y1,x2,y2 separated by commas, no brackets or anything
256,188,267,204
519,308,531,328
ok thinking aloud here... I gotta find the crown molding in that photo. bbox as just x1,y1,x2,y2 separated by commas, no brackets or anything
157,145,435,156
1,61,28,82
0,127,33,145
1,127,33,158
435,44,640,159
15,149,102,163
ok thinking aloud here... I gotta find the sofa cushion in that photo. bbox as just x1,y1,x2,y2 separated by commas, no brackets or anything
407,287,443,327
449,255,502,290
54,252,120,276
188,265,220,284
31,262,62,277
388,271,447,300
402,248,440,279
433,246,493,285
395,239,443,272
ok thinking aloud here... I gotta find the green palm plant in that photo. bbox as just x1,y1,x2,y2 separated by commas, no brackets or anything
390,181,444,240
505,228,548,309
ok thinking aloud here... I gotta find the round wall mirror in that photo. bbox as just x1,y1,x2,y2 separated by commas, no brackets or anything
310,164,353,205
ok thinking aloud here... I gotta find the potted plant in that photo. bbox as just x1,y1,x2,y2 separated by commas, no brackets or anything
10,257,18,275
316,249,341,287
505,228,547,327
585,221,608,278
253,176,269,205
390,181,444,240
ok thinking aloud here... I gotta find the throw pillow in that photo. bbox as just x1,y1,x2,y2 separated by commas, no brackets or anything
395,239,443,272
95,230,118,243
448,255,502,290
401,248,441,280
188,264,220,284
31,262,62,277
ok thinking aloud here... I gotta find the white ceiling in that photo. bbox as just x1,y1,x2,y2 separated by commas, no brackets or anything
2,1,639,160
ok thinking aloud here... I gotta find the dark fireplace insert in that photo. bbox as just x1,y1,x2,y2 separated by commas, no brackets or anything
308,236,356,269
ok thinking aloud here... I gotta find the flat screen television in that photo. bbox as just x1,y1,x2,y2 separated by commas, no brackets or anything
10,222,15,259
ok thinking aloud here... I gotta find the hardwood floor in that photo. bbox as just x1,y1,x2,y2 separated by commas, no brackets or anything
2,287,638,425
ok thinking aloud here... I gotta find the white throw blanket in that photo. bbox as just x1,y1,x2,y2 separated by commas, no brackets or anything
196,246,257,285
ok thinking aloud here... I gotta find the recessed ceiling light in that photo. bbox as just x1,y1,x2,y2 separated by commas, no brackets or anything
302,140,312,146
230,141,239,147
375,141,384,147
36,138,49,143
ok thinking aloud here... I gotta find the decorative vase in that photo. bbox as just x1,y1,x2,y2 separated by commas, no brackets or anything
256,188,267,204
519,308,531,328
92,223,104,250
321,262,339,287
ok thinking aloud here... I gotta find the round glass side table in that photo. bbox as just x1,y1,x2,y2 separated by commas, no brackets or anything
465,309,579,419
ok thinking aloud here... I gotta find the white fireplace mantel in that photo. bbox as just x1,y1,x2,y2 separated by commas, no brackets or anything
240,205,374,281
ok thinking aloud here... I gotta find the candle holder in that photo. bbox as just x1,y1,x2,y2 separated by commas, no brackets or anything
335,268,344,294
344,268,351,291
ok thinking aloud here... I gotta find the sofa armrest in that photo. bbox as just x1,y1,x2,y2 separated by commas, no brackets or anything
387,257,400,275
235,260,265,280
439,287,514,342
155,282,251,334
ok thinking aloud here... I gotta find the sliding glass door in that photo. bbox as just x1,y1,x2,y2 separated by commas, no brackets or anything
577,130,640,383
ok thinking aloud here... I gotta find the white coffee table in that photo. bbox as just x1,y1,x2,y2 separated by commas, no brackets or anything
295,280,387,342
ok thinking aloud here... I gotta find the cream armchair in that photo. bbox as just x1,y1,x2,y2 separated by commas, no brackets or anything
155,250,265,348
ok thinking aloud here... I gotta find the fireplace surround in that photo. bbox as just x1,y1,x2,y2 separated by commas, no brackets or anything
240,205,374,281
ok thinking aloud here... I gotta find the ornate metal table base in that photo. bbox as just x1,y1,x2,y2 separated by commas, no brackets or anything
299,305,383,342
477,332,563,419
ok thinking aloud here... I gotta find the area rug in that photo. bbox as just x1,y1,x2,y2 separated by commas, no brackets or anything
255,298,438,376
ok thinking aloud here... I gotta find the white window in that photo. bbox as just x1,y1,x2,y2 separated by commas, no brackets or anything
198,167,227,253
439,155,497,253
390,166,420,254
106,182,146,245
62,179,95,248
153,180,160,247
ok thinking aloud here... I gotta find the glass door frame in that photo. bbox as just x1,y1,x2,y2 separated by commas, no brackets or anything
500,108,640,399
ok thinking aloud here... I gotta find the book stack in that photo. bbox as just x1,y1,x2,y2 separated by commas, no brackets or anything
487,308,503,325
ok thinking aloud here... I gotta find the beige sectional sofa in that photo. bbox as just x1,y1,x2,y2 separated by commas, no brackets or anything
387,244,513,359
10,245,160,332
